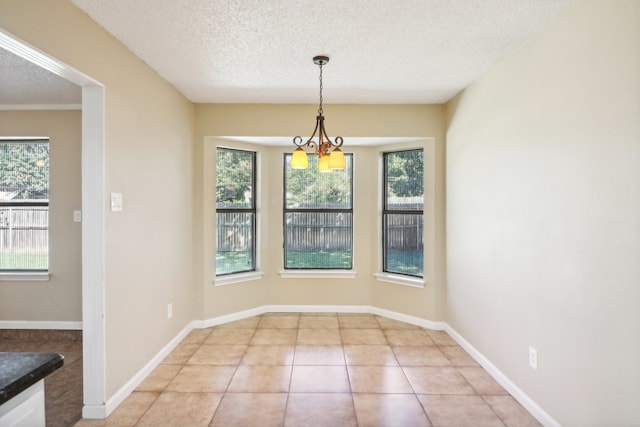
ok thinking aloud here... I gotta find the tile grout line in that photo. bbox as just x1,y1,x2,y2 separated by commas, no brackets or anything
280,314,301,427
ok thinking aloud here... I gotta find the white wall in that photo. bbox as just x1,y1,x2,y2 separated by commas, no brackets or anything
446,1,640,425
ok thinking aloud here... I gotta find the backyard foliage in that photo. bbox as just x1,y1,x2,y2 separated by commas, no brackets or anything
0,142,49,199
215,148,254,207
285,154,352,208
385,149,423,198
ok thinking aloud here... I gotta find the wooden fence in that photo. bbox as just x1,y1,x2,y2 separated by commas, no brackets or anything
216,212,253,253
385,214,423,250
285,212,352,251
0,207,48,252
216,210,423,252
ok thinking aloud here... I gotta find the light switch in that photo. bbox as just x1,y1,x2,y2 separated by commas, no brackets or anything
111,192,123,212
73,210,82,222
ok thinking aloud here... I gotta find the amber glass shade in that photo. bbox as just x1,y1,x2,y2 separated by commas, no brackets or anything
318,153,330,172
328,148,345,170
291,147,309,169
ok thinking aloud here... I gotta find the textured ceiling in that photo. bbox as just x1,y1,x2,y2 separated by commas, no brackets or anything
0,47,82,107
1,0,575,107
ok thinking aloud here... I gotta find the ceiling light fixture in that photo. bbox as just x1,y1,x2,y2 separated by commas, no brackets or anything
291,55,345,172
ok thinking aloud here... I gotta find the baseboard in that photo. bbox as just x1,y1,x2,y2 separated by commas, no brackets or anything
193,305,373,329
81,404,107,420
444,324,561,427
194,306,267,329
98,321,196,418
0,320,82,330
266,304,370,314
370,306,446,330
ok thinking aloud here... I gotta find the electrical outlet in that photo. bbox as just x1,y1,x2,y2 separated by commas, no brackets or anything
529,346,538,370
167,303,173,319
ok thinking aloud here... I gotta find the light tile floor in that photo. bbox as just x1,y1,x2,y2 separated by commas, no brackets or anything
75,313,542,426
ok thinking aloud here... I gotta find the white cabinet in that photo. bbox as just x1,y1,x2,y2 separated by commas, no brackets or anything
0,380,45,427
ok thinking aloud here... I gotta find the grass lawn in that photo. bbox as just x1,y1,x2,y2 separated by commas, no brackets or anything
216,251,253,275
0,252,48,270
285,250,352,269
385,249,423,276
217,249,422,275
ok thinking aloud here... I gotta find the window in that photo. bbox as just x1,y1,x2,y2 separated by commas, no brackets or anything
0,139,50,272
383,149,424,277
284,153,353,269
215,148,256,275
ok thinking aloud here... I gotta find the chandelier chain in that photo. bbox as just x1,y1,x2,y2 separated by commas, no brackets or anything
318,62,323,115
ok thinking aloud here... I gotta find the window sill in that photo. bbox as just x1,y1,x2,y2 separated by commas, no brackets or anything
374,272,425,288
0,272,50,282
279,270,357,279
214,271,264,287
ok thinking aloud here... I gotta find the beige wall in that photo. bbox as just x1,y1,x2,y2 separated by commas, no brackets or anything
446,1,640,425
0,110,82,321
194,104,447,321
0,0,197,398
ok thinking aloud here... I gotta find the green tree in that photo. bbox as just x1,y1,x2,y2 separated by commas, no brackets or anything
285,154,352,208
386,150,423,198
216,148,254,207
0,142,49,200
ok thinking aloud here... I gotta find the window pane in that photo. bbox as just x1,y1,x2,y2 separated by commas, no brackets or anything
285,154,352,209
216,212,254,274
0,141,49,271
215,147,256,276
0,142,49,200
385,150,423,210
285,212,352,269
216,149,254,209
0,206,49,270
384,214,423,276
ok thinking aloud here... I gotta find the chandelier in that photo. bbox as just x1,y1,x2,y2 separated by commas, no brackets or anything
291,55,345,172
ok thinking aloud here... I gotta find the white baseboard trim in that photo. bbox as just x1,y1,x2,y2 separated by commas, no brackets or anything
266,304,370,314
95,321,196,419
444,324,561,427
81,404,107,420
0,320,82,330
370,306,445,331
194,306,267,329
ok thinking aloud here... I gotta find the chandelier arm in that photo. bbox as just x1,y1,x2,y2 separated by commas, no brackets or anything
292,136,320,154
318,120,343,149
305,116,321,146
292,116,322,154
307,140,319,154
292,135,305,147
